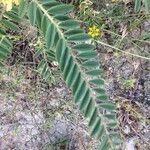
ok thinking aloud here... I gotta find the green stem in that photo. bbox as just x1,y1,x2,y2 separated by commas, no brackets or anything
96,40,150,60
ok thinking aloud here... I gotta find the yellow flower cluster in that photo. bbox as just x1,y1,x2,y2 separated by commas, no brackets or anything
88,25,100,38
0,0,20,11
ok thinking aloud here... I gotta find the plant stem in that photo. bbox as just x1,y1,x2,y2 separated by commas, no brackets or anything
96,40,150,60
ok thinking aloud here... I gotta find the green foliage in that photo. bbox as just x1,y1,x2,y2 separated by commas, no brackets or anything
18,0,28,18
34,47,55,81
122,79,136,89
0,0,121,149
0,7,20,65
0,35,12,65
1,7,20,31
134,0,150,13
27,0,120,149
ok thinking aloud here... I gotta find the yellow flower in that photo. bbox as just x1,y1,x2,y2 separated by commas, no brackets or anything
88,25,100,38
0,0,21,11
